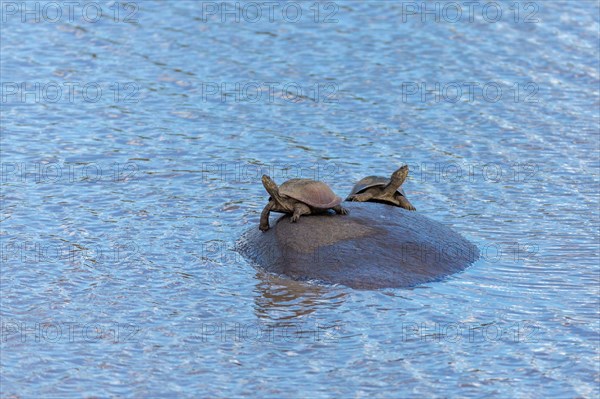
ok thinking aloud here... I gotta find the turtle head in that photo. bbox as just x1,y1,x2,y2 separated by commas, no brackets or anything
390,165,409,186
261,175,279,197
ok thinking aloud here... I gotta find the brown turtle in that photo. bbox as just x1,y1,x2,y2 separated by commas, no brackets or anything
346,165,416,210
259,175,348,231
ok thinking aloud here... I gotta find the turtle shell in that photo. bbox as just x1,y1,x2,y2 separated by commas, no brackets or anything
279,179,342,208
350,176,407,197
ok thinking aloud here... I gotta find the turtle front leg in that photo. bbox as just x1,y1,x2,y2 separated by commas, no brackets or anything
333,205,349,215
397,196,416,211
347,192,374,202
291,203,311,223
259,201,274,231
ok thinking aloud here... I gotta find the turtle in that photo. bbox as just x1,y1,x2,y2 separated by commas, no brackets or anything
346,165,416,211
259,175,348,232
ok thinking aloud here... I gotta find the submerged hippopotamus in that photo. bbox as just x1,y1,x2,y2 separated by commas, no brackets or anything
237,202,479,289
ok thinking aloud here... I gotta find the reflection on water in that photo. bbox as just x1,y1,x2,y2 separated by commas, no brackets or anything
253,273,348,322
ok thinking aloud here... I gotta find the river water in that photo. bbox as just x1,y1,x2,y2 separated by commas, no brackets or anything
1,1,599,397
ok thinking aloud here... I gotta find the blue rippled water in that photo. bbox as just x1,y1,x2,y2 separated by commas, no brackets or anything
1,1,599,397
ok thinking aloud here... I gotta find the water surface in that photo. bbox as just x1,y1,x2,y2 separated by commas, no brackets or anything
1,1,599,397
